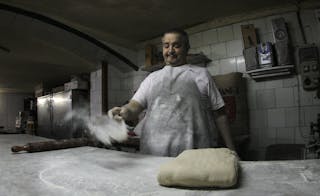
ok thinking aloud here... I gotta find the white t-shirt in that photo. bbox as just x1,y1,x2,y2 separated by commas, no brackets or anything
132,64,224,111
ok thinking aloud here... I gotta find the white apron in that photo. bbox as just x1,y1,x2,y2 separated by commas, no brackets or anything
136,66,217,157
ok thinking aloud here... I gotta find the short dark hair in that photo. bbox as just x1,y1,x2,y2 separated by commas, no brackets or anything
162,28,190,51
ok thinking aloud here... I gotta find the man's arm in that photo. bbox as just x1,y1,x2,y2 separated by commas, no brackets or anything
111,100,144,121
213,106,236,151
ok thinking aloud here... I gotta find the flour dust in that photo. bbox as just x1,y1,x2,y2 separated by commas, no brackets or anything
64,107,128,146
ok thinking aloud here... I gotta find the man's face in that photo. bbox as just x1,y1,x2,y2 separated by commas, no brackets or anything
162,33,187,66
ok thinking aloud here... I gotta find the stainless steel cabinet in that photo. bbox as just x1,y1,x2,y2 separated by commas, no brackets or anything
37,90,88,139
37,94,52,138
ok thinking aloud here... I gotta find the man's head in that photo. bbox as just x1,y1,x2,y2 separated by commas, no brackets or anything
162,29,190,66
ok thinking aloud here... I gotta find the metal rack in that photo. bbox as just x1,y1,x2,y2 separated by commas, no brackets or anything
246,65,295,80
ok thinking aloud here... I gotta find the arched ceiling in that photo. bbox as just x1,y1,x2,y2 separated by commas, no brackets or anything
0,0,319,92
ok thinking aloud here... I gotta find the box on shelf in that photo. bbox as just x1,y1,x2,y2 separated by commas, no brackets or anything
34,83,51,97
241,24,258,49
243,46,258,71
64,80,89,91
34,89,44,98
257,42,274,68
70,74,90,82
275,41,293,66
52,86,65,93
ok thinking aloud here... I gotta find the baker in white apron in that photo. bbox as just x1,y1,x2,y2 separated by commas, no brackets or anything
111,29,235,157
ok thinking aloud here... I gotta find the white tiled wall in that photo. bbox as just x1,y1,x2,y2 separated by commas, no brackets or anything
217,26,234,42
129,9,320,160
91,9,320,160
90,46,148,114
0,94,7,129
202,29,218,44
211,43,227,60
107,67,148,110
90,69,102,116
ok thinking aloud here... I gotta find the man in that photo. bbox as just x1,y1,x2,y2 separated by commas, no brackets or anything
111,29,235,157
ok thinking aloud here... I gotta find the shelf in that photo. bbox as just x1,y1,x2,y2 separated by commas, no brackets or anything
246,65,295,80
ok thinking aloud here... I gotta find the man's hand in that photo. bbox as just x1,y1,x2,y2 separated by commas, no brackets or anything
110,106,129,121
109,100,144,121
213,106,236,151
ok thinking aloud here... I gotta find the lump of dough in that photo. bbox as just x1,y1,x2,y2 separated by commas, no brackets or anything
157,148,239,188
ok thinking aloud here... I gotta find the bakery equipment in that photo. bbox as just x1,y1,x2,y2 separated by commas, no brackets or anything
305,113,320,159
37,89,89,139
297,45,320,91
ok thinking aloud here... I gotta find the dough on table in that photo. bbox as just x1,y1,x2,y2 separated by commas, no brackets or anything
157,148,239,188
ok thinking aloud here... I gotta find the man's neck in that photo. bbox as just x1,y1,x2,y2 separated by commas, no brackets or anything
166,61,187,67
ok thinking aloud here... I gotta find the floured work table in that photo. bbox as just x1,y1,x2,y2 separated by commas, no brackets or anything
0,134,319,196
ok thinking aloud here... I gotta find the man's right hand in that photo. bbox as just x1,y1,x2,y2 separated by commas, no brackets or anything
110,106,129,121
109,100,144,122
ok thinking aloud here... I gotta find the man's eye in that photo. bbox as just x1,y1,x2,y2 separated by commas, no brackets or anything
163,44,169,48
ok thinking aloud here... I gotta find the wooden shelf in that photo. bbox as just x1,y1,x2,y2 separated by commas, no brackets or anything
246,65,295,80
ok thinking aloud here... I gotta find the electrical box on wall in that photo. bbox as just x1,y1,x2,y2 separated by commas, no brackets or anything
297,45,320,90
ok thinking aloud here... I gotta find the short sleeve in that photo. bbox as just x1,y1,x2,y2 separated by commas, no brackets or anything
131,76,151,108
207,72,225,110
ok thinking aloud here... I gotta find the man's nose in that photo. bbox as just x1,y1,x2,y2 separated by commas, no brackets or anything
168,46,175,55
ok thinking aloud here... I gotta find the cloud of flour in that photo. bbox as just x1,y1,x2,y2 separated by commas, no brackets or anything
64,106,128,146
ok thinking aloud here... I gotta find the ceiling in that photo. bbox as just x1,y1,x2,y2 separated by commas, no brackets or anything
0,0,318,93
